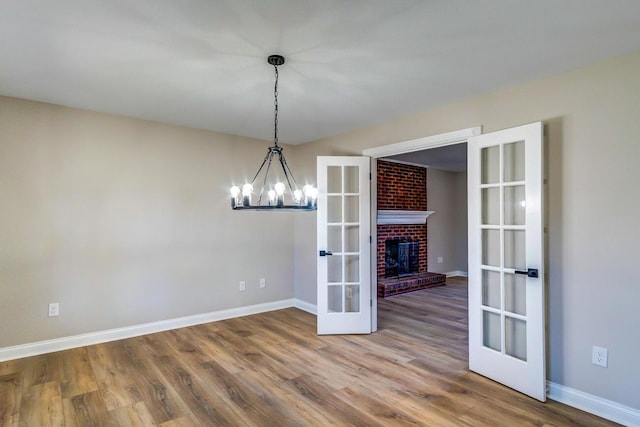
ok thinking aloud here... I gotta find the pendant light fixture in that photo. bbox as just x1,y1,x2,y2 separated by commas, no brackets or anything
230,55,317,211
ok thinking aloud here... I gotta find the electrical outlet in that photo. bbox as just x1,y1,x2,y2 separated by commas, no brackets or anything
239,281,246,291
437,257,443,264
592,346,608,368
259,278,266,288
48,303,59,317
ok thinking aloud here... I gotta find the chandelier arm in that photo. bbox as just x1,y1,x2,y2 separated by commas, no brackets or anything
257,151,276,205
278,152,298,194
249,149,273,185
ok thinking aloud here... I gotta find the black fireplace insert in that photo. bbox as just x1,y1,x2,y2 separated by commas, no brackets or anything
385,239,419,277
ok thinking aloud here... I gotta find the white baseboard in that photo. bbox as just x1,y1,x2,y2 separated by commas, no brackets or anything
293,298,317,315
446,270,468,277
0,299,296,362
548,381,640,426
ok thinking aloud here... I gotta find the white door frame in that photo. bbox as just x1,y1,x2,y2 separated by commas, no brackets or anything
362,126,482,332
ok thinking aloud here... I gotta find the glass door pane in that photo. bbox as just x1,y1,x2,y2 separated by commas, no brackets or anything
503,141,525,182
505,317,527,361
482,270,501,309
325,165,361,315
483,311,501,352
482,146,500,184
479,141,529,359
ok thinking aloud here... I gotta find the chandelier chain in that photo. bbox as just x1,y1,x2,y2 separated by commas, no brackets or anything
273,64,279,147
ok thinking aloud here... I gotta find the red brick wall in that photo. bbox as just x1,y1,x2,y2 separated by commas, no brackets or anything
377,161,427,210
377,160,428,278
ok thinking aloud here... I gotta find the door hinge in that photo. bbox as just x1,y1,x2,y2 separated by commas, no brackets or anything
370,299,373,307
369,172,372,180
369,235,372,244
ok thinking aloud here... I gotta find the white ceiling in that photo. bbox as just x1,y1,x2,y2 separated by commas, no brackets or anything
2,1,640,145
387,143,468,172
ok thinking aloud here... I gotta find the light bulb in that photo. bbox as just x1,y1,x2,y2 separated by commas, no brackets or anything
293,189,302,203
230,185,241,208
268,189,276,202
309,187,318,200
274,182,286,195
303,184,313,197
241,183,253,206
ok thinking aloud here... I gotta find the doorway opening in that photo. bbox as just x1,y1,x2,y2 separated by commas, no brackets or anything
362,126,480,331
376,143,468,325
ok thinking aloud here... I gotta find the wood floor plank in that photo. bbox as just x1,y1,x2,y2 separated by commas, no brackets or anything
335,386,425,426
7,276,620,426
85,341,143,411
19,381,64,427
21,353,61,388
198,359,294,426
62,390,109,427
145,353,244,426
0,372,22,427
0,361,24,377
59,348,98,398
109,338,190,425
106,400,156,427
286,373,387,427
233,368,339,426
158,414,200,426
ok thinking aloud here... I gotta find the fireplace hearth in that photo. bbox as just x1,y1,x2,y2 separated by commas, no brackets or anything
377,272,447,298
379,237,445,298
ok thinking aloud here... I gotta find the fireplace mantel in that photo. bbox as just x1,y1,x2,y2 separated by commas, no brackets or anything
377,210,434,225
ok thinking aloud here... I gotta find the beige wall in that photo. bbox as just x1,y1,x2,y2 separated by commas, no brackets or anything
293,51,640,409
0,96,295,347
454,171,468,271
426,168,467,274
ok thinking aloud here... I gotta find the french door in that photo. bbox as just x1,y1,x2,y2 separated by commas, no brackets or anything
468,122,546,401
317,156,371,334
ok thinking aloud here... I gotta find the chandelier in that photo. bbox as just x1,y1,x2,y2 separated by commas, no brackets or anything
230,55,317,211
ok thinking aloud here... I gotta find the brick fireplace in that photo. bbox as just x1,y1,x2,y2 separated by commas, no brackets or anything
376,160,445,297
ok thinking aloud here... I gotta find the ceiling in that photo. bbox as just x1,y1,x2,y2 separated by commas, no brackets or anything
386,143,468,172
2,1,640,145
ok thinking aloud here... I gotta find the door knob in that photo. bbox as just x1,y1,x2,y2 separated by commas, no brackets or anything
319,250,333,256
515,268,539,278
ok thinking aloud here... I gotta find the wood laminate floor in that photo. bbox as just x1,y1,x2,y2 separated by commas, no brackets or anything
1,277,617,426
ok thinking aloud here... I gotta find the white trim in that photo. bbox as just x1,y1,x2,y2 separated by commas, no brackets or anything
293,298,317,315
370,158,379,332
446,271,468,277
377,210,434,225
548,381,640,426
362,126,481,158
0,299,295,362
376,157,429,169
